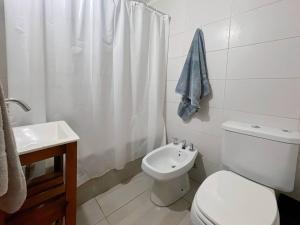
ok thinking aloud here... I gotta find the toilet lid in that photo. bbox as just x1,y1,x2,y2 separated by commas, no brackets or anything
194,170,278,225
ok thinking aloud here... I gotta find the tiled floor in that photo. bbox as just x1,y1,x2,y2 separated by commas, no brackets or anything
77,173,200,225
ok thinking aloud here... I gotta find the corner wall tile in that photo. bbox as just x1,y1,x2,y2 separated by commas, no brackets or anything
224,79,300,119
230,0,300,47
228,37,300,79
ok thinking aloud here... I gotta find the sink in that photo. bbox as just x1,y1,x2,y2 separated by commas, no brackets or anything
13,121,79,155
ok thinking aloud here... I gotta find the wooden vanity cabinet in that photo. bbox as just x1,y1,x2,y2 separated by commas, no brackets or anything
0,142,77,225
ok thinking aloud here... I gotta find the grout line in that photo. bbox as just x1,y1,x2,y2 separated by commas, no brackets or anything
223,108,300,121
221,3,231,113
167,78,226,82
201,17,231,28
231,0,284,17
95,198,106,221
174,0,284,34
104,189,150,218
166,118,223,138
229,35,300,50
168,77,300,82
170,35,300,60
95,173,142,202
222,77,300,80
166,101,224,111
105,218,111,225
166,100,300,121
170,17,231,38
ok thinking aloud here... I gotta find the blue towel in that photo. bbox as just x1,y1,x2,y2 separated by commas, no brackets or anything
175,29,210,121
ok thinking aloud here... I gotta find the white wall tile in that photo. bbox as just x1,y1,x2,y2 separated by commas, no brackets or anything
202,158,222,176
168,33,185,58
181,29,198,56
230,0,300,47
168,34,229,82
224,79,300,119
153,0,300,202
166,102,224,137
231,0,280,14
202,19,230,51
166,81,180,103
167,124,222,162
206,50,228,79
186,0,232,29
167,79,225,109
228,37,300,78
207,79,225,109
167,57,185,81
151,0,187,35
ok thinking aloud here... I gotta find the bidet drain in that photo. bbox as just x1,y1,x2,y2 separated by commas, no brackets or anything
171,165,176,168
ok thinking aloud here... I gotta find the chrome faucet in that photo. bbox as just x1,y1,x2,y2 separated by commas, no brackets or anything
5,98,31,112
189,143,194,151
181,140,187,149
172,137,179,145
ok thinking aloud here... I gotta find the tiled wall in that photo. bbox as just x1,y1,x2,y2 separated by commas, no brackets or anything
150,0,300,201
0,0,7,96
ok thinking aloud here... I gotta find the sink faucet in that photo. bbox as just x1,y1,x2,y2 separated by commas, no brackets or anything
5,98,31,112
181,140,187,149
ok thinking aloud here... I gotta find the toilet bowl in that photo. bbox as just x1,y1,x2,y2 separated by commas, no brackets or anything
190,171,280,225
142,143,197,206
190,121,300,225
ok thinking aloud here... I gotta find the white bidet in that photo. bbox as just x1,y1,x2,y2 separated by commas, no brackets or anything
142,143,198,206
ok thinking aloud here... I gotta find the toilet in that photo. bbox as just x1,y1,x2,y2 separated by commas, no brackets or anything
191,121,300,225
142,142,198,206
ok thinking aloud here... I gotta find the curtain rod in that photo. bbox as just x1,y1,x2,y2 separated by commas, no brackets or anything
130,0,171,19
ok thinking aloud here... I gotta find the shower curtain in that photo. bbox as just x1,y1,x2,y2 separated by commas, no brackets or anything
4,0,170,185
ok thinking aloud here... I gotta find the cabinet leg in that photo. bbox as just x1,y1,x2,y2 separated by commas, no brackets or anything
65,142,77,225
55,218,63,225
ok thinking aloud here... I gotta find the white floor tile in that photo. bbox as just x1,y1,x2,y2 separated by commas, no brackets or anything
77,198,105,225
178,213,194,225
95,219,110,225
107,191,190,225
96,173,153,216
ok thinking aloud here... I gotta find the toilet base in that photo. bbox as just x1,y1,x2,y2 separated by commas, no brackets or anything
150,174,190,207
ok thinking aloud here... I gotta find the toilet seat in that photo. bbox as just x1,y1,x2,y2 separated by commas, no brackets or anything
191,170,279,225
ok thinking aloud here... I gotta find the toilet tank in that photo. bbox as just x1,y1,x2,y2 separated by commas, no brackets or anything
222,121,300,192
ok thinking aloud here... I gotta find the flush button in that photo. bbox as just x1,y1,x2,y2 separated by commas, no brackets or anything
251,125,261,129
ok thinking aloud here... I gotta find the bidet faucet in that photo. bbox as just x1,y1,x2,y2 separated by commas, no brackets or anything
5,98,31,112
172,137,179,145
181,140,187,149
189,143,194,151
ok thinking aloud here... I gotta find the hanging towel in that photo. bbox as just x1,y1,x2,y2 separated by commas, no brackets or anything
175,29,210,121
0,83,26,213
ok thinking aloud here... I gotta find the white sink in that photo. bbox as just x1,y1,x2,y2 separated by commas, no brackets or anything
13,121,79,155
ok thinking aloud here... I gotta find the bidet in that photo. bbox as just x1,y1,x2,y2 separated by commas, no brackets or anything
142,142,198,206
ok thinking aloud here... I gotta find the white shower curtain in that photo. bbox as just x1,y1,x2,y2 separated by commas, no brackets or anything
4,0,169,185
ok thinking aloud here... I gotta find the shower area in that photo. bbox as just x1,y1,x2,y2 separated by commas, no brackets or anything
2,0,170,186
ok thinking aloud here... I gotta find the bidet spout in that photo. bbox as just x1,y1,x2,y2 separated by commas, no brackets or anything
5,98,31,112
181,140,187,149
